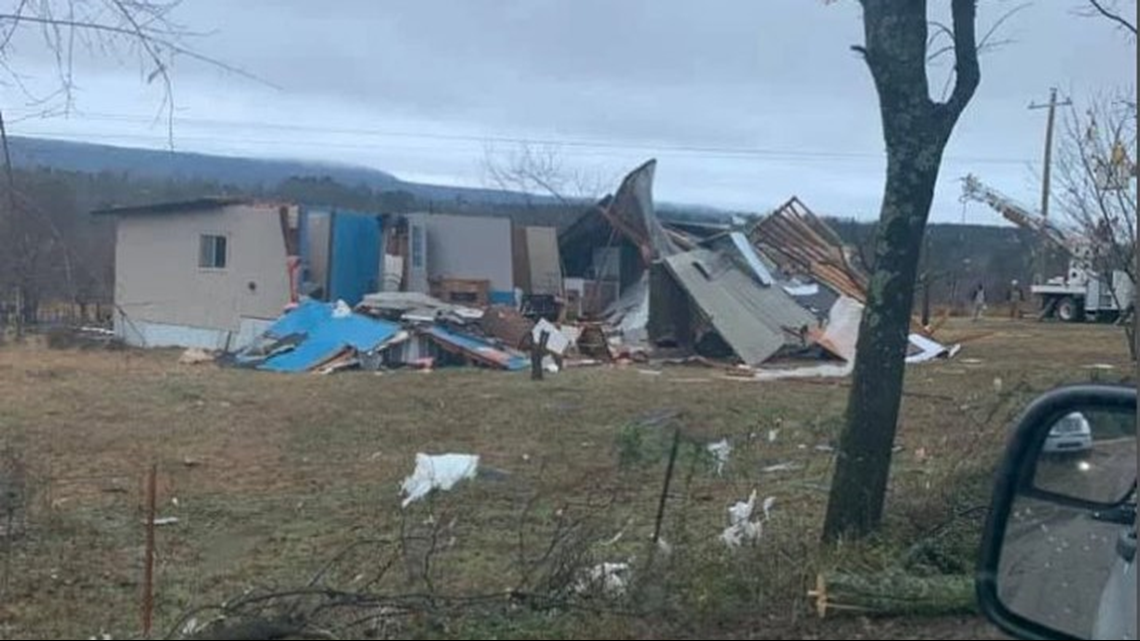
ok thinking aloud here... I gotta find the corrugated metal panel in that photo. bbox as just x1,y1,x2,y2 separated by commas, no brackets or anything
662,249,818,366
257,300,401,372
601,159,679,262
422,326,529,371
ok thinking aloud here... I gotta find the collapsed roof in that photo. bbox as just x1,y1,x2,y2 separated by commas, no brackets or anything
748,197,869,303
651,248,819,366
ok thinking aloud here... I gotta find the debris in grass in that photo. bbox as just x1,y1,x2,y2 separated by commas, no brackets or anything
707,439,732,476
178,348,214,365
762,462,804,474
400,453,480,508
576,562,631,597
721,490,764,547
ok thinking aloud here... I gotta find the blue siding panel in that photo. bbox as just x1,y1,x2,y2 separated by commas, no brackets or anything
328,212,381,306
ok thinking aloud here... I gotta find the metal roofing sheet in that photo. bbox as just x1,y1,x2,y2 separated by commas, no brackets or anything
258,300,402,372
662,249,818,366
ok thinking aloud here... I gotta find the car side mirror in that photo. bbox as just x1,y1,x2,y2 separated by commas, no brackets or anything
977,384,1137,641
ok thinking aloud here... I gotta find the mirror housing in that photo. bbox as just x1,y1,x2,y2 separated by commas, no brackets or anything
977,384,1137,641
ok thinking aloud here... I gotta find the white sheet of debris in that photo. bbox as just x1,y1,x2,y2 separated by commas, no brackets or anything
906,333,961,364
720,489,774,548
332,299,353,318
755,296,960,379
707,439,732,476
400,453,480,508
754,296,861,381
533,319,573,356
178,347,214,365
576,562,631,597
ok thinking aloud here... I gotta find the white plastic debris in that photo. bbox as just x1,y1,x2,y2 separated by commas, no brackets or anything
721,490,764,547
576,562,630,597
768,429,780,443
542,356,560,374
728,490,757,525
762,462,803,474
707,439,732,476
332,299,353,319
534,319,572,356
755,296,862,380
400,453,480,508
178,348,213,365
762,496,777,521
906,333,959,364
180,617,200,637
782,283,821,297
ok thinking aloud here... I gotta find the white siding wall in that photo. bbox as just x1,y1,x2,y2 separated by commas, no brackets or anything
113,205,291,347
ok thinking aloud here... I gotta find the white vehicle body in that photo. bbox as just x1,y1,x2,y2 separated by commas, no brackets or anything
1043,412,1093,454
1092,526,1136,640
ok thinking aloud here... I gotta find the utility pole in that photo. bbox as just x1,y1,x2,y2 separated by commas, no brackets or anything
1028,88,1072,283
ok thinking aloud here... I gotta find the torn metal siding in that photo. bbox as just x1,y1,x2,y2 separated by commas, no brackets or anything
729,231,774,286
601,159,679,264
660,249,819,366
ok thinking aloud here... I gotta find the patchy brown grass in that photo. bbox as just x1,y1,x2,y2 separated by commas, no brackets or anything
0,319,1128,639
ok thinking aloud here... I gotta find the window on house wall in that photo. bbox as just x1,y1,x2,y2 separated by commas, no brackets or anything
199,234,228,269
411,225,424,268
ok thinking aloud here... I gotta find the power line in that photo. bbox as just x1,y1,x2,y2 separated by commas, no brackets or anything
6,110,1036,167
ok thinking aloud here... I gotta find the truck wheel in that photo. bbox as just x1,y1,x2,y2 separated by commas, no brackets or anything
1057,297,1079,322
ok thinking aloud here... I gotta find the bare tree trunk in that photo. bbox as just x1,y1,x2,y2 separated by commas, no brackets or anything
823,0,979,542
825,142,943,538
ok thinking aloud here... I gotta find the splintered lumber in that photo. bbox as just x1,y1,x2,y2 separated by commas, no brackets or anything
809,571,976,618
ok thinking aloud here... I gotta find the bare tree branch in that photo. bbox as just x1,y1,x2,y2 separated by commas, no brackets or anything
940,0,980,121
1087,0,1138,36
0,1,270,331
0,10,272,87
1055,92,1137,350
482,142,604,208
977,3,1030,52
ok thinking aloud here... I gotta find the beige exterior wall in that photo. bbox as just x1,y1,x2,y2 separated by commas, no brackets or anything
114,204,292,337
407,213,514,293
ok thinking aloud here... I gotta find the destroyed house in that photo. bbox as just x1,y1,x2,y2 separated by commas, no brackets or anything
94,199,387,350
558,159,701,318
557,159,846,367
95,199,563,350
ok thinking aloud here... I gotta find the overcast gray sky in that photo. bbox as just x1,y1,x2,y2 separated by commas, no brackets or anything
2,0,1135,222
